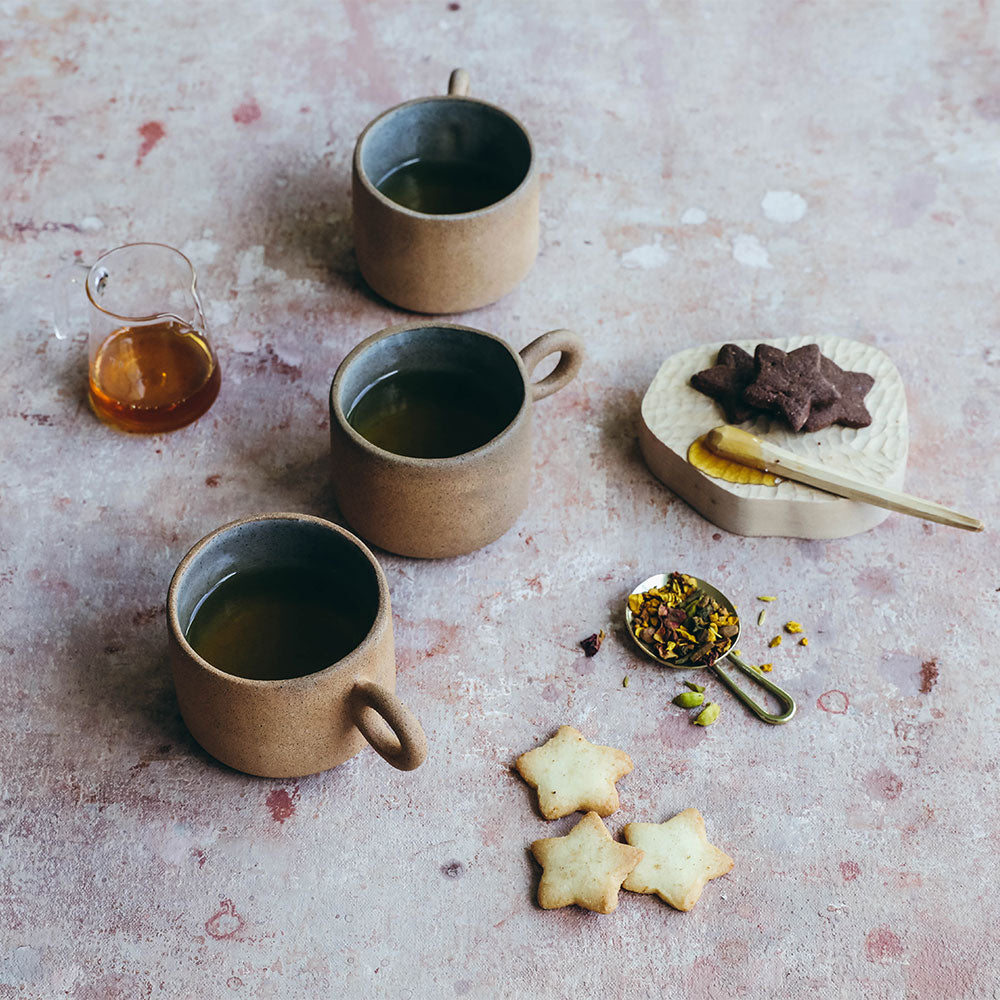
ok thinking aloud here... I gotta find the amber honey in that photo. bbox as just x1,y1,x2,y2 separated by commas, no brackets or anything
88,319,220,433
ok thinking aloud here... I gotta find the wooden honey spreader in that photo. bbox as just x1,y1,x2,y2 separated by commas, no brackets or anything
705,425,984,533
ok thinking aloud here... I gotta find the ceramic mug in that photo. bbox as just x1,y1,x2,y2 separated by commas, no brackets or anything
329,321,584,559
167,513,427,778
352,69,539,313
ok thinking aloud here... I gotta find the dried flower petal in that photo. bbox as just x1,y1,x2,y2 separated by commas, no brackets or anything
580,629,606,657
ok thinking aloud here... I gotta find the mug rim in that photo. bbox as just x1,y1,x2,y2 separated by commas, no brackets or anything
353,94,537,220
85,241,202,325
167,512,391,687
330,320,530,468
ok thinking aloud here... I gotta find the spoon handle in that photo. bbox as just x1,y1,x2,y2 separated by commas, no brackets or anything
706,425,984,532
709,651,796,724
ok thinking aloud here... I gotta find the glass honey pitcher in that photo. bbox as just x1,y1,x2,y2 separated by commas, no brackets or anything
55,242,220,433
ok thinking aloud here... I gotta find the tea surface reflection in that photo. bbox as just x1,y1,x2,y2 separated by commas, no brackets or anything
346,368,517,458
185,565,373,681
375,157,520,214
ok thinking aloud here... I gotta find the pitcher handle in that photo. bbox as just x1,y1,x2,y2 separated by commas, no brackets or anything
519,329,585,401
52,260,91,341
350,678,427,771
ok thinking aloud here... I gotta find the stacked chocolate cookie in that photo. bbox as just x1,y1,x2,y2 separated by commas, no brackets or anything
690,343,874,432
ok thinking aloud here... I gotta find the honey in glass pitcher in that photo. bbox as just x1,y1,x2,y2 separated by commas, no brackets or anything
88,318,220,433
61,243,223,434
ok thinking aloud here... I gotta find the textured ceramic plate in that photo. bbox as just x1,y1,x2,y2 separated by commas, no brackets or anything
639,336,908,539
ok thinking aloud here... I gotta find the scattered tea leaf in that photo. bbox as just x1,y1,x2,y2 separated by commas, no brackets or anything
580,629,606,657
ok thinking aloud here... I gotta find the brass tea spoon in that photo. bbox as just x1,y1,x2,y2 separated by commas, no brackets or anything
625,573,796,725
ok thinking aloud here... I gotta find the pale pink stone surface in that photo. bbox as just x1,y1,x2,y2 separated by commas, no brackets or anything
1,2,998,997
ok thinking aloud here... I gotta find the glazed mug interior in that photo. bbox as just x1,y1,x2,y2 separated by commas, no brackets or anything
337,324,526,459
357,97,533,214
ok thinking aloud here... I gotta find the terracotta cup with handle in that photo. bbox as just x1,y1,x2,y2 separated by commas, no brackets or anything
167,512,427,778
330,322,584,559
352,68,539,313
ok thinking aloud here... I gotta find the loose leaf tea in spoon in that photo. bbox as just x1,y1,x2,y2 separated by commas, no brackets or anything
627,572,739,666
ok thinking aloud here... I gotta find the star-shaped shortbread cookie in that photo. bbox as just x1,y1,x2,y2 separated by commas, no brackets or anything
516,725,633,820
622,808,734,911
531,811,644,913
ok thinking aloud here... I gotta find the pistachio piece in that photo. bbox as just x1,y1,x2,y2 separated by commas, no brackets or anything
693,702,721,726
672,691,705,709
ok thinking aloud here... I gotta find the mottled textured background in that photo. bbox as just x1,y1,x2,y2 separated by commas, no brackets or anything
2,1,998,997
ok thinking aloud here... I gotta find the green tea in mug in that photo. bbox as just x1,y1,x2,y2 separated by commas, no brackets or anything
375,158,519,214
346,368,518,459
185,565,372,680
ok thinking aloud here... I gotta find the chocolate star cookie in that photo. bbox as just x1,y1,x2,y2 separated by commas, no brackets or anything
801,355,875,432
689,344,760,423
743,344,840,432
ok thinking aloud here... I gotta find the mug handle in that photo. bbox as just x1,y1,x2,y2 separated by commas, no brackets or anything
519,329,585,401
349,678,428,771
448,68,470,96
